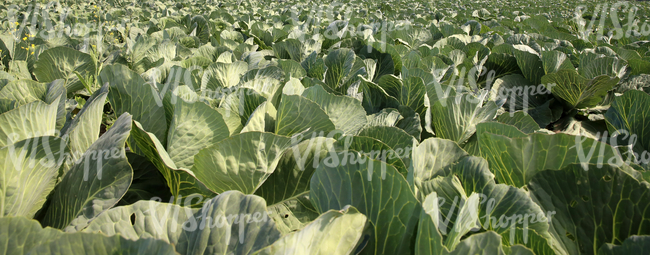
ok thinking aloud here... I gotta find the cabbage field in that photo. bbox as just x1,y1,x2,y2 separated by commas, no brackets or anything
1,0,650,254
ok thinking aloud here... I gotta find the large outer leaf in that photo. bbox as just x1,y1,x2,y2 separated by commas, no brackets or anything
446,231,508,255
83,199,194,243
167,97,231,169
358,126,417,169
1,217,177,255
191,16,211,43
239,66,285,99
489,74,550,111
357,76,401,114
412,137,468,189
394,27,433,49
264,192,319,235
402,68,435,92
478,182,559,255
0,136,66,218
278,60,307,80
301,52,326,81
365,108,403,128
310,155,420,255
416,193,510,255
126,36,158,74
343,56,367,92
415,192,447,254
252,206,368,255
0,217,62,255
375,74,402,100
479,126,625,187
0,80,47,106
333,135,409,177
0,99,59,147
496,112,540,134
275,95,336,137
541,70,618,109
421,187,480,251
242,101,276,133
217,108,245,135
85,191,282,255
282,78,305,95
604,90,650,157
7,59,30,80
175,191,282,255
415,153,562,255
395,106,423,140
33,46,96,95
302,85,368,135
628,59,650,76
255,137,332,233
529,164,650,255
578,55,626,80
43,79,67,130
192,132,293,194
161,84,186,129
401,77,427,118
273,39,304,62
485,51,520,80
130,121,214,205
324,48,356,91
99,64,168,151
540,50,574,75
221,88,267,127
28,232,178,255
61,83,108,162
0,79,65,129
442,156,496,196
597,236,650,255
358,126,416,152
512,45,544,85
42,113,133,231
364,52,395,82
431,93,498,145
